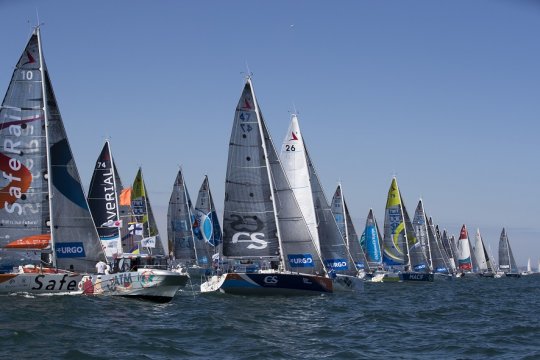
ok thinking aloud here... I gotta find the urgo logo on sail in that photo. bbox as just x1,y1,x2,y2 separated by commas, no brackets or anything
325,258,348,270
56,242,86,258
288,254,314,267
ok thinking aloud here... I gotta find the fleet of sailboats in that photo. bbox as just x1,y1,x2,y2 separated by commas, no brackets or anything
1,28,536,300
83,143,189,302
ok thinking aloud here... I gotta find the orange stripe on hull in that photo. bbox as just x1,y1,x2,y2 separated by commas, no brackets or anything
5,234,51,249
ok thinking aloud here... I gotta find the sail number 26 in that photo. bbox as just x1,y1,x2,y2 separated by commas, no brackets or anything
285,145,296,151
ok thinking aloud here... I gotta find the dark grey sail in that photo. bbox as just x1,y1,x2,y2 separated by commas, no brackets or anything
222,78,324,274
331,185,371,272
426,216,451,273
0,28,105,272
498,228,518,274
167,169,207,265
412,200,432,269
306,149,356,276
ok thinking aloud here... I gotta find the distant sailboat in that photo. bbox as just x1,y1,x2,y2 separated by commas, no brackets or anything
498,228,520,278
192,175,222,267
456,225,473,274
441,229,458,273
167,168,210,276
521,258,532,276
473,228,502,278
426,217,453,277
280,115,362,291
0,27,106,294
200,78,332,294
331,184,372,279
84,145,188,302
382,178,433,282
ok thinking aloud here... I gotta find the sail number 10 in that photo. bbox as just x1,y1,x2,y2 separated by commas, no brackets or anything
21,71,34,80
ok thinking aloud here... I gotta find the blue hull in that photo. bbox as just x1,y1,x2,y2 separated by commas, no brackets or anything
219,272,333,295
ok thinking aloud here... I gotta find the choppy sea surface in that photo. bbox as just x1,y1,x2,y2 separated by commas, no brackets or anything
1,275,539,359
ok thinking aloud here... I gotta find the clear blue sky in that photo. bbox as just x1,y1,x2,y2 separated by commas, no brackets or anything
1,1,539,267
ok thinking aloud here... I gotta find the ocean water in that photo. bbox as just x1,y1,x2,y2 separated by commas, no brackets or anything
1,275,539,359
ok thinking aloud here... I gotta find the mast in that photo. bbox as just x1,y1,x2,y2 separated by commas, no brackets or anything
339,183,350,251
181,168,198,264
37,26,56,268
249,77,286,267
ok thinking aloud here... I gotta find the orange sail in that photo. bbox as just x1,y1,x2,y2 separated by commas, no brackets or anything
5,234,51,249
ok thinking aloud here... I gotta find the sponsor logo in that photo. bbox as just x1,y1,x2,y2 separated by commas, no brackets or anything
32,274,78,291
232,232,267,250
407,273,424,280
56,242,86,258
288,254,314,268
264,275,278,284
325,258,348,270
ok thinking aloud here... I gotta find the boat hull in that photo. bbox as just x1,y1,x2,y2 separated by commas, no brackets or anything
399,272,434,282
80,269,189,302
0,272,83,295
504,273,522,278
201,272,333,295
332,274,364,291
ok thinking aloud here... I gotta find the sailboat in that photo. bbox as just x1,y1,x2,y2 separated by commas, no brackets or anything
192,175,222,271
382,178,433,282
521,258,532,276
359,209,385,282
200,78,332,295
167,168,210,277
83,146,188,302
0,27,106,294
280,115,362,291
427,217,453,277
331,185,373,278
441,229,458,274
456,225,473,275
498,228,521,278
473,228,502,278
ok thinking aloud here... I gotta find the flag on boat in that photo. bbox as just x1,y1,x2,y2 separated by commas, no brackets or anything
128,222,143,235
141,236,156,248
101,219,123,228
119,187,132,206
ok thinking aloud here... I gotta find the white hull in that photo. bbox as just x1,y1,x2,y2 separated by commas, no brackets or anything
0,270,83,295
332,274,364,291
80,268,189,302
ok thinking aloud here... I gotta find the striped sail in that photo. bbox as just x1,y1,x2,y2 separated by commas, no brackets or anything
222,78,324,274
456,225,472,271
441,230,457,272
0,28,105,272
